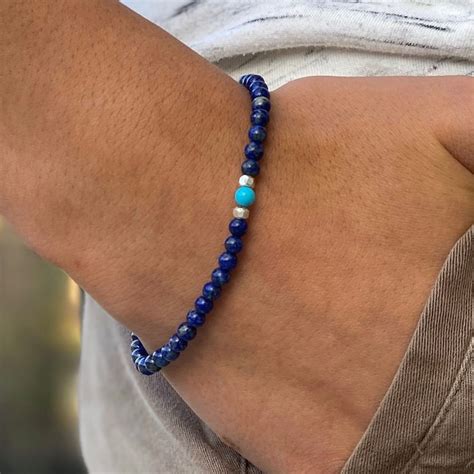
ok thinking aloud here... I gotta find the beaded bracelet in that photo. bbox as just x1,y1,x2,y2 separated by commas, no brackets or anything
131,74,271,375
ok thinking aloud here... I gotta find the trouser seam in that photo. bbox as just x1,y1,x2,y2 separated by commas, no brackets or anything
402,337,474,473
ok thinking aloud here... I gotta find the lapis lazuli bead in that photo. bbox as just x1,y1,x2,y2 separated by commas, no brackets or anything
211,267,230,286
250,74,264,82
229,218,248,237
131,349,141,362
195,296,213,314
202,282,221,300
187,309,206,328
235,186,256,207
219,252,237,270
137,357,153,375
225,236,243,254
248,126,266,143
161,344,180,361
169,334,188,352
177,323,197,341
239,74,254,86
242,159,260,177
249,79,267,89
240,74,263,87
131,348,144,363
131,338,145,352
250,80,266,90
251,109,269,126
252,96,271,111
244,142,264,160
251,87,270,99
152,350,170,367
144,355,160,373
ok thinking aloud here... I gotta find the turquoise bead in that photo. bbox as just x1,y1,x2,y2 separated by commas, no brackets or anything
235,186,255,207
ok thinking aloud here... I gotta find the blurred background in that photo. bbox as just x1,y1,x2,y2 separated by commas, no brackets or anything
0,218,86,473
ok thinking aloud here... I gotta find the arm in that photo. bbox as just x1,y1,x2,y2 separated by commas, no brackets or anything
1,1,473,472
0,0,249,336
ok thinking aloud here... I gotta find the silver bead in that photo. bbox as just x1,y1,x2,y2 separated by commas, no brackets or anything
239,175,255,188
233,207,250,219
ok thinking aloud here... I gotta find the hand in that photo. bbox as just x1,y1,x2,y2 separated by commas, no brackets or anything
154,76,474,472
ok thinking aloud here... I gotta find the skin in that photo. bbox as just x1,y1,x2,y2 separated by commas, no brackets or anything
1,1,473,472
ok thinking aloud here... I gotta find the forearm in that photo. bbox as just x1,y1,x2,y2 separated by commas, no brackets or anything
0,0,251,341
0,0,248,218
0,0,241,138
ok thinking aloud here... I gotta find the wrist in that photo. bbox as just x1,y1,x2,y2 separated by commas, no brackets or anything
65,76,250,347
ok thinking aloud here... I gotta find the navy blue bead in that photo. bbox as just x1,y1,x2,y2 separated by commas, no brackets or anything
248,126,267,143
239,74,253,86
131,348,144,363
161,344,180,361
225,236,243,254
229,218,248,237
131,338,142,350
169,334,188,352
202,282,221,300
152,350,170,367
250,82,267,91
250,87,270,99
240,75,250,87
249,80,267,90
195,296,213,314
250,81,268,91
219,252,238,271
252,96,271,111
240,74,263,87
244,142,264,161
134,356,144,370
187,309,206,327
241,159,260,177
250,109,269,126
136,357,154,375
131,339,147,355
211,267,230,286
249,74,264,83
144,355,160,373
177,323,197,341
